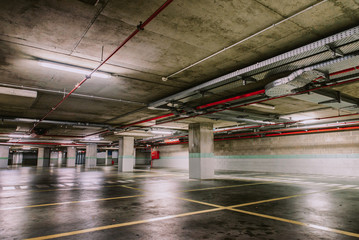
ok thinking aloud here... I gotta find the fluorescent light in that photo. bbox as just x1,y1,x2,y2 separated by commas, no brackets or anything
39,61,111,79
151,130,173,135
251,103,275,110
8,134,31,138
301,119,319,124
84,136,103,141
0,87,37,98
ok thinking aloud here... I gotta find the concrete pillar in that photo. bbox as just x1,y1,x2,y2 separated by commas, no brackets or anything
118,137,135,172
67,147,76,167
37,148,50,167
0,146,10,168
188,122,214,179
50,151,58,167
57,151,63,167
105,150,111,166
85,144,97,168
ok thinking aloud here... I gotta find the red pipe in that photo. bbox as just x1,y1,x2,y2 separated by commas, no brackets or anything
154,66,359,126
196,89,265,109
214,113,359,134
29,0,174,133
121,113,174,128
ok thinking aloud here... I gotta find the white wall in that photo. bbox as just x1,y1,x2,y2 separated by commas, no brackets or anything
153,131,359,176
153,144,189,169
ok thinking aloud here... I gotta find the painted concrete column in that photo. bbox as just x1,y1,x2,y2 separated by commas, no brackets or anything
189,122,214,179
105,150,112,166
118,137,135,172
37,148,50,167
85,144,97,168
50,152,58,167
57,151,63,167
67,147,76,167
0,146,10,168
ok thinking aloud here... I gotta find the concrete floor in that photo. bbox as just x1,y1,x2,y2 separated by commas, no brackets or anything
1,167,359,239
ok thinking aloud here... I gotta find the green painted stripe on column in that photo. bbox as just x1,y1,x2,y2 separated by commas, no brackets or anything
67,157,76,159
0,157,8,159
121,155,135,159
189,153,214,158
50,158,58,160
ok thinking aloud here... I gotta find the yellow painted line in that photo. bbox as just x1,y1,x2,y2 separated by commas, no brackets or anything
25,208,223,240
230,209,359,238
228,187,346,208
180,182,273,192
120,185,147,192
175,197,223,208
0,195,143,211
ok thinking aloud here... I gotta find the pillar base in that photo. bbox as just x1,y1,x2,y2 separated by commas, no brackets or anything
0,159,8,168
189,154,215,179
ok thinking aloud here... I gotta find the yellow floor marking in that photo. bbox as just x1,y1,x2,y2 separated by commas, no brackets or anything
120,185,147,192
175,197,223,208
180,182,273,192
25,208,223,240
230,209,359,238
0,195,143,211
228,187,346,208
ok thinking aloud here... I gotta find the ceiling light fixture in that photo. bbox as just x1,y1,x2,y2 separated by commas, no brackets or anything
251,103,275,110
151,130,173,135
300,119,319,124
38,61,111,79
8,134,31,138
84,136,103,141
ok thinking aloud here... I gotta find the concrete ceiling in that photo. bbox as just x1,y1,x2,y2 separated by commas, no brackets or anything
0,0,359,147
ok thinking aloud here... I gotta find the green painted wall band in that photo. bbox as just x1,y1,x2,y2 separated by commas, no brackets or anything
155,153,359,160
189,153,214,158
120,155,135,159
0,157,9,159
67,157,76,159
216,153,359,159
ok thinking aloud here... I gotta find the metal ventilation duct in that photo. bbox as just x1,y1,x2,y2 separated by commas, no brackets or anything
265,70,324,97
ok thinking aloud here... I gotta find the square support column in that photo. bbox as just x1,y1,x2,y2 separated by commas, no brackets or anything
0,146,10,168
85,144,97,168
67,147,76,167
189,122,214,179
37,148,50,167
105,150,112,166
118,137,134,172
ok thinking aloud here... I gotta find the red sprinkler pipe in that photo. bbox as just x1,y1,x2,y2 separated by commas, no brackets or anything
29,0,174,133
121,113,174,128
196,89,265,109
118,65,359,131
